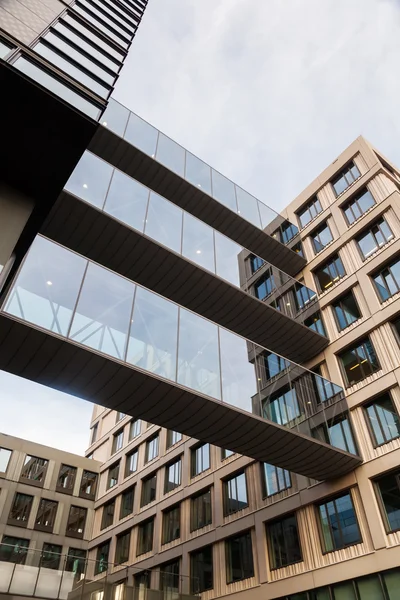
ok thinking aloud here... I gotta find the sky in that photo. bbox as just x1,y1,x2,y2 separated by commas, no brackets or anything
1,0,400,455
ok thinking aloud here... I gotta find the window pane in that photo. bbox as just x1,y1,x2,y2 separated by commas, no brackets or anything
54,22,120,72
226,531,254,583
21,455,48,483
356,575,385,600
376,471,400,531
383,570,400,600
214,232,241,286
211,170,237,211
4,237,87,336
67,506,87,538
219,328,256,412
191,489,212,530
224,472,248,515
103,169,149,231
185,152,211,194
267,515,302,569
41,544,62,570
162,506,180,543
70,263,134,359
125,450,138,476
129,420,141,439
65,151,113,208
141,475,157,506
115,531,130,564
144,192,183,253
236,187,261,227
191,546,213,593
80,470,98,498
0,537,29,564
182,213,215,272
101,500,115,529
339,338,379,386
99,98,129,134
191,444,210,477
0,448,12,472
57,465,77,491
127,286,178,381
124,112,158,156
156,133,185,176
365,394,400,446
9,493,33,524
120,486,135,518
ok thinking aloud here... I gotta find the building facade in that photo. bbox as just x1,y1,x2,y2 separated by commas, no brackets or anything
85,137,400,600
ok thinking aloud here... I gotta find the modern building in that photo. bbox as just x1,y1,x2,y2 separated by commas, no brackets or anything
0,433,100,597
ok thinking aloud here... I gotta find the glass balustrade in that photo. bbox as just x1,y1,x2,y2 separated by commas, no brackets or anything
2,236,356,457
98,99,299,242
64,152,317,319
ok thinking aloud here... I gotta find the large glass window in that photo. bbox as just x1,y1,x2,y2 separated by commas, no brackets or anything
211,170,237,211
125,450,138,477
332,291,361,331
254,269,275,300
165,458,182,493
144,191,183,253
342,188,375,225
263,387,300,425
145,435,159,463
375,470,400,533
115,530,130,564
267,514,302,569
41,544,62,570
137,518,154,555
191,444,210,477
372,256,400,301
317,492,361,552
338,337,380,386
166,430,182,449
141,474,157,507
310,222,333,254
182,213,215,273
80,470,98,499
120,485,135,519
185,153,212,194
365,393,400,447
101,499,115,529
64,152,113,207
112,429,124,454
225,531,254,583
156,133,185,176
107,462,120,489
356,217,393,259
304,312,326,336
20,455,48,486
124,111,158,156
35,499,58,532
65,548,86,574
191,488,212,531
214,232,241,286
0,536,29,564
297,197,322,229
262,463,291,497
219,327,257,413
0,447,12,473
95,541,110,574
70,262,134,360
127,286,178,382
314,414,357,454
314,254,346,291
250,255,265,273
191,545,213,594
332,162,361,196
129,420,141,440
237,187,262,227
223,472,248,516
104,169,149,231
162,504,180,544
67,506,87,538
8,493,33,526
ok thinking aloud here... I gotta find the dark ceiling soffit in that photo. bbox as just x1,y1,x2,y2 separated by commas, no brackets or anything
0,315,361,481
42,193,328,363
88,126,306,277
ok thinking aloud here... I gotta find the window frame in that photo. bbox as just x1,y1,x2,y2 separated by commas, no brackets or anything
107,461,120,489
120,485,135,519
20,455,48,488
225,530,255,584
191,443,210,478
355,216,394,261
254,268,275,300
129,419,141,440
309,220,333,254
190,488,212,532
364,392,400,448
338,336,380,387
56,464,77,494
112,429,124,454
371,256,400,302
124,449,138,478
101,498,115,530
137,518,154,555
341,188,375,225
145,434,159,463
316,490,362,553
374,469,400,534
164,457,182,494
66,505,87,539
162,504,181,544
331,289,362,332
261,463,291,498
313,254,346,292
223,471,248,516
80,469,98,499
296,196,322,229
166,430,182,449
8,492,34,528
266,513,303,570
331,161,361,197
190,545,213,594
115,529,131,565
34,498,58,533
140,473,157,507
304,311,326,336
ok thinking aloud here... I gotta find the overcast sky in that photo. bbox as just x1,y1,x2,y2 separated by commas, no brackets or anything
1,0,400,456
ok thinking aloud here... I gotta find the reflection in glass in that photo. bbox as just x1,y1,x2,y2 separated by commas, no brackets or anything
100,98,129,135
211,170,237,211
236,187,261,227
182,213,215,272
219,328,256,412
65,151,113,208
185,152,212,194
214,232,241,286
4,237,87,336
145,192,183,253
124,112,158,157
104,169,149,231
69,263,134,359
127,287,178,381
258,201,278,230
178,309,220,399
156,133,185,176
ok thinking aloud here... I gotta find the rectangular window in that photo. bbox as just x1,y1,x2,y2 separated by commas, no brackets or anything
112,429,124,454
332,162,361,196
90,423,98,444
294,282,316,311
365,393,400,447
356,217,393,259
120,485,135,519
374,470,400,532
115,530,130,564
165,458,182,493
116,411,125,422
292,241,304,257
80,470,98,499
191,488,212,531
41,543,62,570
107,462,120,489
304,312,326,336
264,352,289,380
223,472,248,516
267,514,302,569
372,256,400,301
66,506,87,539
95,541,110,574
20,455,48,485
191,443,210,477
250,255,265,273
35,499,58,532
281,221,298,244
317,492,361,552
166,430,182,449
297,197,322,229
225,531,254,583
332,290,361,331
263,387,300,425
162,504,180,544
313,414,357,454
65,548,86,574
314,254,346,291
8,493,33,526
137,518,154,555
0,536,29,564
101,499,115,529
338,337,380,386
141,473,157,507
254,269,275,300
221,449,234,460
0,447,12,473
57,464,77,493
125,450,138,477
145,435,159,463
310,221,333,254
342,188,375,224
129,419,141,440
262,463,291,497
191,545,213,594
